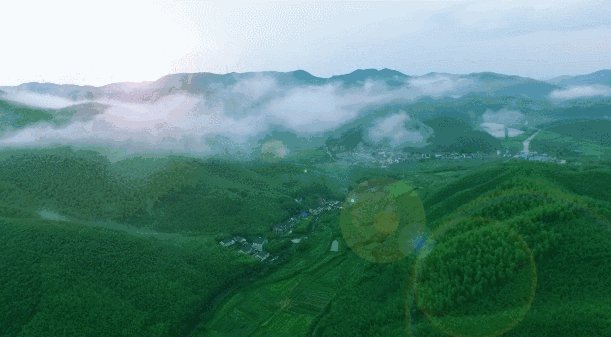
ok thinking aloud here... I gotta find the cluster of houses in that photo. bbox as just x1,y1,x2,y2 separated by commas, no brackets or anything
272,210,309,236
272,200,341,236
493,148,566,164
219,200,343,262
309,200,341,215
423,149,567,165
423,152,483,160
336,148,490,168
514,151,566,164
336,144,573,168
273,222,294,236
219,236,273,262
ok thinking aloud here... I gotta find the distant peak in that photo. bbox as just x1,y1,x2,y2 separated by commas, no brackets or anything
467,71,518,79
329,68,408,84
290,69,313,76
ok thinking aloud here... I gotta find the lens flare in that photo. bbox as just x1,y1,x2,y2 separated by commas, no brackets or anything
414,221,537,337
340,178,426,263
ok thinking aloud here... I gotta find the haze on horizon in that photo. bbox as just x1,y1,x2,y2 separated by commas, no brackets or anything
1,0,610,86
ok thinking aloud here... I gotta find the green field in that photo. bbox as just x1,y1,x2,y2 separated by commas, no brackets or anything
530,120,611,159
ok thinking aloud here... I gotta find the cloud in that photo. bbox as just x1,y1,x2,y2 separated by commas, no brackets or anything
0,93,261,155
264,81,398,134
549,85,611,100
0,75,467,156
368,112,432,147
1,90,88,109
38,209,68,222
447,1,611,35
230,75,279,101
3,1,611,85
261,140,289,158
480,108,525,138
407,74,474,97
482,108,525,125
480,122,524,138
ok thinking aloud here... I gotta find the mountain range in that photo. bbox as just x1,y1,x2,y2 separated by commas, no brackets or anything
0,69,610,158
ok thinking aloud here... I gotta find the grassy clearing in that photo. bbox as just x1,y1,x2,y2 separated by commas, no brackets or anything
531,130,611,158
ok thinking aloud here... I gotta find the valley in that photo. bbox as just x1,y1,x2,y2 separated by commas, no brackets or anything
0,68,609,337
1,146,609,337
2,1,611,335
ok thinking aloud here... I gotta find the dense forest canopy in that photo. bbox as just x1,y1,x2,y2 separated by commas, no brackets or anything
0,146,609,336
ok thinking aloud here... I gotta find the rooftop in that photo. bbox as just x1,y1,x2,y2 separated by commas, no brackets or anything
253,237,267,244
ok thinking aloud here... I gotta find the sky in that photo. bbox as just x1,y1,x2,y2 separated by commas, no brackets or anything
1,0,610,86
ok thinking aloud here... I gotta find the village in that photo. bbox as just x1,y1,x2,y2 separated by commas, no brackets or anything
218,199,342,262
334,146,567,168
513,151,567,164
335,148,491,168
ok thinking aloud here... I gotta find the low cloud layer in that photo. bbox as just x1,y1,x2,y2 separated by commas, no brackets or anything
406,74,475,98
549,85,611,100
480,108,525,138
261,140,289,158
1,90,89,109
480,123,524,138
0,74,470,156
368,112,432,147
482,108,525,126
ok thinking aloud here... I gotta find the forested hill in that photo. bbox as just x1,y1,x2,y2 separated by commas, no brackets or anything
310,162,611,337
1,148,608,336
0,147,339,234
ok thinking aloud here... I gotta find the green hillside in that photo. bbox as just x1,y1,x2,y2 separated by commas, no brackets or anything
0,148,339,235
530,119,611,158
0,99,55,129
423,117,501,153
0,217,252,337
0,99,103,131
413,163,611,337
0,148,609,337
138,161,611,337
307,163,610,337
546,119,611,146
0,148,345,337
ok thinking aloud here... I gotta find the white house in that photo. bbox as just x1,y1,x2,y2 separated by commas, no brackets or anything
252,237,268,251
330,240,339,252
255,251,270,261
219,238,235,247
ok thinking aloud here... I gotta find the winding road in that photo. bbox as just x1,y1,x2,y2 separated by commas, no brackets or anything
522,129,540,156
